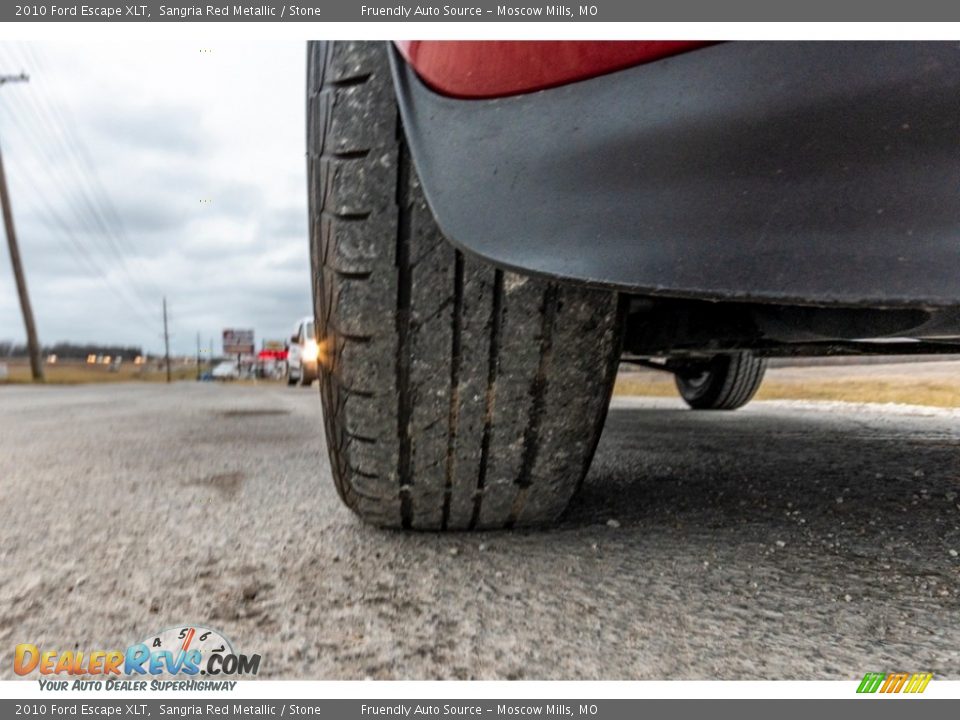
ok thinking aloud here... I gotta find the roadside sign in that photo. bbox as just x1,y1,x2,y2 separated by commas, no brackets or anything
262,339,285,351
223,329,255,355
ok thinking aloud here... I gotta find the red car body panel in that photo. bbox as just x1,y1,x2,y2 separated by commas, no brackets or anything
393,40,707,99
390,42,960,308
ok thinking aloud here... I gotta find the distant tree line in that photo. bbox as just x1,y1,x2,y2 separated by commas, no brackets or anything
0,341,144,360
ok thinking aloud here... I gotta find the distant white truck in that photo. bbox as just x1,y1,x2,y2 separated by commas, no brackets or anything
286,316,318,387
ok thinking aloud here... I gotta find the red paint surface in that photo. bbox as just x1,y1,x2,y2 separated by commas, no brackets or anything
258,349,288,361
394,41,708,99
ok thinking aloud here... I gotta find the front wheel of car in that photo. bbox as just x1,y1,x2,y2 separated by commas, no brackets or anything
307,41,624,529
674,352,767,410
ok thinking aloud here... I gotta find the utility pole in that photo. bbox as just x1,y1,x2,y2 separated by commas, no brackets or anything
0,72,43,382
162,297,171,383
195,331,201,381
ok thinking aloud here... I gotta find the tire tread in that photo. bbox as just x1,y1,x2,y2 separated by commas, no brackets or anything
676,352,767,410
308,41,622,529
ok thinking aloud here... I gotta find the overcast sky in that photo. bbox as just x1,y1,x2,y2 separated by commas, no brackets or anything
0,41,309,356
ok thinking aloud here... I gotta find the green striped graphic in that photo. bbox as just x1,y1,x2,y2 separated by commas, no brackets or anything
857,672,886,693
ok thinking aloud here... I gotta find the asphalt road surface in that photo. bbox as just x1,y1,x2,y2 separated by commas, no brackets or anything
1,383,959,680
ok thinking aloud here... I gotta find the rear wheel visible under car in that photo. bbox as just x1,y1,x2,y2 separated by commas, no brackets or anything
674,352,767,410
306,41,624,529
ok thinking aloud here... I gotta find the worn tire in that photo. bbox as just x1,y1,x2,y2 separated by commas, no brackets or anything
675,352,767,410
306,41,624,530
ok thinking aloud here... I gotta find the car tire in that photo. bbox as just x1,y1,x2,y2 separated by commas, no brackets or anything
674,352,767,410
287,370,298,386
306,40,624,529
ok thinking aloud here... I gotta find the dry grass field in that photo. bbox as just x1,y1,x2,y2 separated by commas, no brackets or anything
614,360,960,408
0,358,199,384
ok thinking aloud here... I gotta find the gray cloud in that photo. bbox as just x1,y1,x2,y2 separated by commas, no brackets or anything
89,105,206,157
0,41,311,355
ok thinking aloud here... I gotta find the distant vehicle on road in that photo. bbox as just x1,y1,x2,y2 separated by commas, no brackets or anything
286,316,319,387
307,41,960,530
211,360,239,381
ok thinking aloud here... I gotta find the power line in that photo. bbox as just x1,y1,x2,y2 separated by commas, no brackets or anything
1,161,161,328
0,44,165,300
0,44,164,331
0,102,160,326
3,84,160,304
24,46,167,301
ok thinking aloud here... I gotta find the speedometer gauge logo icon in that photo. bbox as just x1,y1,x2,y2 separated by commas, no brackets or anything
130,624,259,677
143,625,234,662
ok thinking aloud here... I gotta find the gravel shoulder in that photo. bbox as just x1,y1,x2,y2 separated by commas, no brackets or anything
1,383,958,679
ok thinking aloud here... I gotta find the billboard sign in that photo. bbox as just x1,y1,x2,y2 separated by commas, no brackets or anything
223,329,255,355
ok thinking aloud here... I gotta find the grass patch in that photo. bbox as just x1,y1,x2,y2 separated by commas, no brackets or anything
754,379,960,408
0,360,199,384
614,371,960,408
